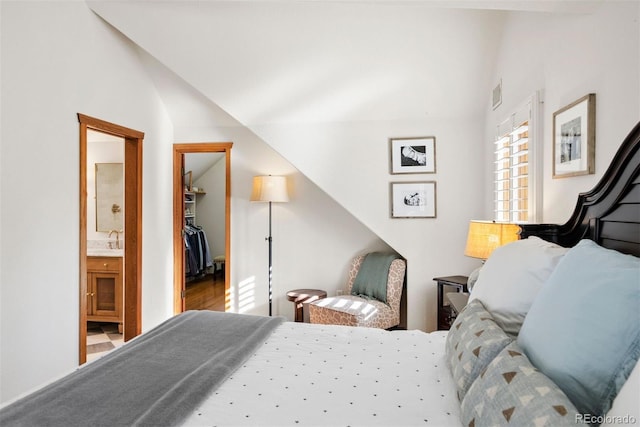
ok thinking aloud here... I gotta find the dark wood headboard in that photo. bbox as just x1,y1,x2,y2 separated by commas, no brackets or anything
520,121,640,257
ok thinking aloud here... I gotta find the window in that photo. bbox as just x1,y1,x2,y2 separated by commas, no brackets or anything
493,94,540,223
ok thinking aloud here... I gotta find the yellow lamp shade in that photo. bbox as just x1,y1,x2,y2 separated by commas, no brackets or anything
464,220,520,260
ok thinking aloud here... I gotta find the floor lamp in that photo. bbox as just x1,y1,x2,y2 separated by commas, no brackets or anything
250,175,289,316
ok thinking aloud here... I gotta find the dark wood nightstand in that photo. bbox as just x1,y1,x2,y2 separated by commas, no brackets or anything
434,276,468,330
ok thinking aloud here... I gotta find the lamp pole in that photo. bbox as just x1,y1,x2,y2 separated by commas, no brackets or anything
250,175,288,317
267,200,273,316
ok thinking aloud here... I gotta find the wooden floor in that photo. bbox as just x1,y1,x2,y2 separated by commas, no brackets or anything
185,273,226,311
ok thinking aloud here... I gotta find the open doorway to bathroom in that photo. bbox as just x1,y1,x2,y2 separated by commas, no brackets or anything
79,114,143,365
85,130,125,362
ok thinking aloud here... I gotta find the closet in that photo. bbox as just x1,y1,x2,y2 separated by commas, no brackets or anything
183,189,213,281
174,145,230,314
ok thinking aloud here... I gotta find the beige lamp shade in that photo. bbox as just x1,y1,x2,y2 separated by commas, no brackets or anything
464,220,520,260
250,175,289,203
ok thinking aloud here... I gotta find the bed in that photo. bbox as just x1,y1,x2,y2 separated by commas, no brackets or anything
1,121,639,426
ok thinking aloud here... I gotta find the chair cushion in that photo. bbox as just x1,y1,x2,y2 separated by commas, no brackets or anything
445,299,512,401
309,296,397,329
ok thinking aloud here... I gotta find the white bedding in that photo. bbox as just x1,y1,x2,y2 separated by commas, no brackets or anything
183,321,461,427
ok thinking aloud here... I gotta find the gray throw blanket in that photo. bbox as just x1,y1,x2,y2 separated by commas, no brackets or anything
0,311,284,427
350,252,400,303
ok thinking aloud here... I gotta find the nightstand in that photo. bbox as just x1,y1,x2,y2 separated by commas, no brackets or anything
434,275,468,330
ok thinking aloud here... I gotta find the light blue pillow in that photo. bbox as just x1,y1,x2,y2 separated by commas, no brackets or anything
518,239,640,418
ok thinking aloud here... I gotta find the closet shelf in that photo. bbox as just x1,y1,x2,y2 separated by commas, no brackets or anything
184,190,205,225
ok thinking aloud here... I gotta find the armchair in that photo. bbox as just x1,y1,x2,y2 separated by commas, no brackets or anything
308,254,406,329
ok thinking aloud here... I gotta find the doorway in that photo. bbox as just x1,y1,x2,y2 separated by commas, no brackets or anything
78,114,143,365
173,143,232,314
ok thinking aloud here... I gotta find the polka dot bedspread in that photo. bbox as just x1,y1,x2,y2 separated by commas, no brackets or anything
182,321,461,426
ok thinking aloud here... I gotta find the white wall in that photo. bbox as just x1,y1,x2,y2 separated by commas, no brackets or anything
485,2,640,222
250,118,485,331
0,1,401,402
143,42,398,321
174,125,395,317
0,2,175,402
98,0,639,333
88,1,496,332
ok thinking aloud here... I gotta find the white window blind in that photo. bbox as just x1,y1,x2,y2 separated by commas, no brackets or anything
494,96,539,223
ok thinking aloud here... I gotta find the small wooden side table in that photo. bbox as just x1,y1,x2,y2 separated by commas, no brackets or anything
286,289,327,322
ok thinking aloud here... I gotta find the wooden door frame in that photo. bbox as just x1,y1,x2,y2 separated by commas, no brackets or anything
78,113,143,364
173,143,232,314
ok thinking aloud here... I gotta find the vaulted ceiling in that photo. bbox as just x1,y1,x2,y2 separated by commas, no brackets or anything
89,0,601,130
90,1,503,129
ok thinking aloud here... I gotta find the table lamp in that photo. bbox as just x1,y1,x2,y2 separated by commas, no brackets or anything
464,220,520,290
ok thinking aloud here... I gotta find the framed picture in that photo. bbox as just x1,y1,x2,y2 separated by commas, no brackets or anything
552,93,596,178
389,136,436,174
390,181,436,218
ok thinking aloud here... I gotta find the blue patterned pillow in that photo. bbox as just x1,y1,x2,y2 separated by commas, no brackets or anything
445,300,512,400
461,342,580,427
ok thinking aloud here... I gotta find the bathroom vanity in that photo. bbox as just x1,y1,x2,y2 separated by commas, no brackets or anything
86,255,123,333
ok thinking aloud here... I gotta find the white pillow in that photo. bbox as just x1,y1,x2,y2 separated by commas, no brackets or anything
468,236,568,337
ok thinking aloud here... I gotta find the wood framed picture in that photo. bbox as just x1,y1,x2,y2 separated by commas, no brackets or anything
552,93,596,178
389,136,436,174
390,181,436,218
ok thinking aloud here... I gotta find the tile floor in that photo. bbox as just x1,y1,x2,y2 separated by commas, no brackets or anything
86,322,124,363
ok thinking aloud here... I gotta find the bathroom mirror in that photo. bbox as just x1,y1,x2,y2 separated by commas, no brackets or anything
95,163,124,232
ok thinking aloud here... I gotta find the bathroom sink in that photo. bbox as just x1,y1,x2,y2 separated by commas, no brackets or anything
87,248,124,257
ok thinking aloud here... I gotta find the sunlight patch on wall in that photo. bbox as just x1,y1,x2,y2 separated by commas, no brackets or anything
237,276,256,314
